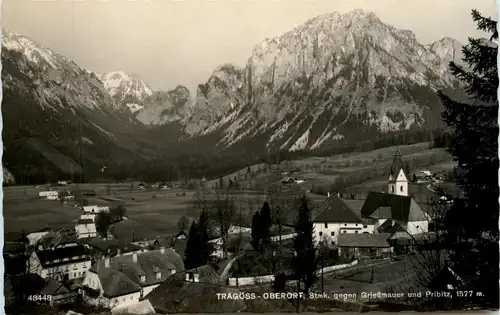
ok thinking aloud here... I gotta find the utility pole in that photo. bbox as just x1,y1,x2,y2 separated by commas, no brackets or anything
321,249,324,294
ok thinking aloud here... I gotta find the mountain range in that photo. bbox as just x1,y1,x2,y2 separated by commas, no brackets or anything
1,9,465,184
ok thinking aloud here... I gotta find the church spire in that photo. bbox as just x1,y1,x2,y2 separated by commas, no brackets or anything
389,146,405,180
388,146,409,196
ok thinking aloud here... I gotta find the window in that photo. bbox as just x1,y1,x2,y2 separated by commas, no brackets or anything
400,185,403,192
355,224,358,226
156,272,161,279
363,225,367,228
140,275,146,283
355,231,358,234
343,231,346,233
344,223,347,226
324,223,328,228
319,232,323,236
331,232,335,236
391,186,395,193
416,226,420,229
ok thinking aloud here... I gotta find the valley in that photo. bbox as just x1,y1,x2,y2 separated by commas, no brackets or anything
3,142,455,237
1,9,465,186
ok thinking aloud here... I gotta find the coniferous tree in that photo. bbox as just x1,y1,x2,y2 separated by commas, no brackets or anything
292,195,317,295
260,201,272,240
250,211,262,250
184,211,215,269
438,10,498,307
184,222,199,270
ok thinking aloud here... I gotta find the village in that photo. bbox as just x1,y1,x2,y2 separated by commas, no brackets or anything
3,148,462,314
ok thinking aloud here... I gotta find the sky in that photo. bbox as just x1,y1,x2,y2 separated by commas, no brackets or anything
2,0,498,94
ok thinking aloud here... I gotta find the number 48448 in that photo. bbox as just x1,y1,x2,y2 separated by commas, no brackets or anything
28,295,52,302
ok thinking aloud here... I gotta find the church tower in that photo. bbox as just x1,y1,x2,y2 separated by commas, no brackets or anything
388,148,408,196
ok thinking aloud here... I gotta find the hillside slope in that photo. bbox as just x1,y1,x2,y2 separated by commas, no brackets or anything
1,29,150,183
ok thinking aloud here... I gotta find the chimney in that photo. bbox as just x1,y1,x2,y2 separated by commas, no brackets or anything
327,192,330,197
160,246,165,254
171,269,176,275
104,257,110,268
337,192,340,197
132,252,138,262
185,273,191,282
193,273,200,283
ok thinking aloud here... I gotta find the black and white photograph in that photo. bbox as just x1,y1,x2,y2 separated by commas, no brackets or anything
1,0,498,314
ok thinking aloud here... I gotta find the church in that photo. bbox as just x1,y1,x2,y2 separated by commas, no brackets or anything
313,148,429,247
360,149,429,235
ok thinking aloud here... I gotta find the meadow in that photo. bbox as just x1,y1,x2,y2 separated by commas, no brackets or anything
2,142,453,237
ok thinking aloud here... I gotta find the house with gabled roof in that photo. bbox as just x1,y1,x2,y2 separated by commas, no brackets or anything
337,232,392,259
313,194,376,246
81,247,184,309
28,244,92,281
360,149,429,235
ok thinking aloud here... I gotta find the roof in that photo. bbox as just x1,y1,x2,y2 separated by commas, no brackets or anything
144,278,245,313
38,232,78,249
172,239,187,260
85,238,142,255
313,195,363,223
361,192,427,223
77,219,94,225
377,219,407,234
111,299,155,315
36,245,90,268
39,279,71,296
172,264,221,284
389,148,406,180
337,233,391,248
89,248,184,298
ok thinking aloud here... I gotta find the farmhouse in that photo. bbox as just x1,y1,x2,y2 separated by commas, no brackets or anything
82,205,109,213
313,195,375,246
59,190,75,201
75,218,97,239
37,231,79,250
361,149,429,235
28,244,92,281
81,247,184,309
38,190,59,200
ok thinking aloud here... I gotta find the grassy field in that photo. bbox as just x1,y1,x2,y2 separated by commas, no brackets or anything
2,184,311,236
214,143,453,194
2,142,454,237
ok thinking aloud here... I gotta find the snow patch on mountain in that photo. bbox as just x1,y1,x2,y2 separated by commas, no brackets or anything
100,71,153,102
126,103,145,113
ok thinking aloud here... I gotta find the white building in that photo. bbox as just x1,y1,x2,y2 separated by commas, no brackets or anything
28,244,92,281
82,247,184,309
361,149,429,235
313,195,375,246
39,191,59,200
75,218,98,239
82,205,109,213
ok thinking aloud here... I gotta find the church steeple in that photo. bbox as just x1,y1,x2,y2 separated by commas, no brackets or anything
388,147,408,196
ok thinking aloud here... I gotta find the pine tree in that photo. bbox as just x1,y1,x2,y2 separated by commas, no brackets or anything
250,211,262,250
184,222,199,269
438,10,498,307
260,201,272,240
292,194,317,295
184,211,215,269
